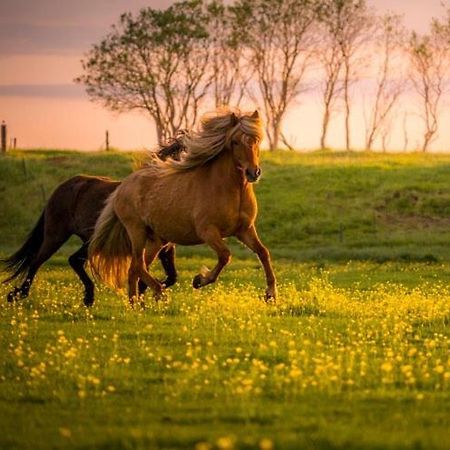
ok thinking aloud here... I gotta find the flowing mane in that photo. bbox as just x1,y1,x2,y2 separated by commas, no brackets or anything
153,108,264,174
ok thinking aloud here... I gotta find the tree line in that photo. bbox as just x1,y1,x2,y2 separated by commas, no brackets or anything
76,0,450,151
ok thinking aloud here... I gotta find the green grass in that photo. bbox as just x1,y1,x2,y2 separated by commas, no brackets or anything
0,150,450,449
3,149,450,261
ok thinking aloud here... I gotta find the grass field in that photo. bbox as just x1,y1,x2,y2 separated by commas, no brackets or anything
0,150,450,449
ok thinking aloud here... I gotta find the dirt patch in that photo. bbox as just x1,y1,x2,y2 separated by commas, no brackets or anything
376,212,450,230
47,156,71,166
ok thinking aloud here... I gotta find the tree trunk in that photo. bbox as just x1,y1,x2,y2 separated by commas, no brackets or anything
320,107,331,149
270,120,281,151
343,62,351,151
422,131,433,152
366,129,375,151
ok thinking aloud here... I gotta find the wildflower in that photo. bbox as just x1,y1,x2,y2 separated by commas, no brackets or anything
216,436,235,450
195,443,211,450
259,438,274,450
59,428,71,438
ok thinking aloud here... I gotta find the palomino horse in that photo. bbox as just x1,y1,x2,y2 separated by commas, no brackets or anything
89,109,276,302
1,142,186,306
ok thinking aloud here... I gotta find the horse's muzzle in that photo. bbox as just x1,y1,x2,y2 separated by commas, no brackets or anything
245,167,261,183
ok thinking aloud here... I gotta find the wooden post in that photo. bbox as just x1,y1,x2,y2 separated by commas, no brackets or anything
1,121,6,153
13,138,17,149
105,130,110,151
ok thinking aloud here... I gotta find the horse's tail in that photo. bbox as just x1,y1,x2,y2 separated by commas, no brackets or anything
1,212,45,283
88,190,131,288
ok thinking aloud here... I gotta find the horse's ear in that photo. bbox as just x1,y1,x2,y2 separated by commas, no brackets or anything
251,110,259,119
230,112,239,126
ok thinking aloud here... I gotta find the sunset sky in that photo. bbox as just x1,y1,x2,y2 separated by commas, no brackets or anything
0,0,449,151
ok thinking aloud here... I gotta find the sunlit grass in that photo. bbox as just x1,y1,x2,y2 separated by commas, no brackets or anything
2,150,450,448
1,259,449,449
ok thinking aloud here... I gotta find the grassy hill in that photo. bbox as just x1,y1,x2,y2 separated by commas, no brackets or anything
2,149,450,261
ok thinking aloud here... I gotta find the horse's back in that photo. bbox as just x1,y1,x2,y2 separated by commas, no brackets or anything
46,175,120,241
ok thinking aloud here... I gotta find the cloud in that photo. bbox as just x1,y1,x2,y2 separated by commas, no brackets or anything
0,84,85,99
0,23,103,55
0,0,175,54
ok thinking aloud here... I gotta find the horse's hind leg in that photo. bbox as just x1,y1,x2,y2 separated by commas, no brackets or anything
137,244,177,297
9,232,69,302
159,245,177,288
126,224,163,304
193,226,231,289
68,243,94,307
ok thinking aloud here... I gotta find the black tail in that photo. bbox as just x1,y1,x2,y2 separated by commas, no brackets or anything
1,212,45,283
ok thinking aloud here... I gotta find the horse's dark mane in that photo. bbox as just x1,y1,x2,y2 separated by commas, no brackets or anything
157,129,189,161
157,140,185,161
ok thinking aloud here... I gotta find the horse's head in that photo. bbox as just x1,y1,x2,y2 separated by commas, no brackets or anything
230,110,262,183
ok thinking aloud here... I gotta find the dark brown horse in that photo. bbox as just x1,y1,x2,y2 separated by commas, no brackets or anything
1,143,185,306
89,109,276,303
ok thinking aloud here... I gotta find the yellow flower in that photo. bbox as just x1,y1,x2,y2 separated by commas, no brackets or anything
195,443,211,450
59,428,71,438
216,436,235,450
259,438,274,450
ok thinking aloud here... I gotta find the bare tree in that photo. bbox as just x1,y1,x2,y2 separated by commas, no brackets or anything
364,14,406,151
318,0,373,151
232,0,317,151
76,1,212,143
316,4,345,149
207,0,252,108
402,112,410,152
317,27,344,150
408,19,450,152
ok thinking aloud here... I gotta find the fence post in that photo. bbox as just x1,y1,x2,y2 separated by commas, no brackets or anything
1,121,6,153
106,130,110,151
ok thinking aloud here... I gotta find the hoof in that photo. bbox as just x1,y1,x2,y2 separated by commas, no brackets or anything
192,274,203,289
7,288,25,303
154,289,168,303
83,296,94,307
153,287,163,300
138,280,147,297
264,287,277,302
193,266,210,289
162,276,177,289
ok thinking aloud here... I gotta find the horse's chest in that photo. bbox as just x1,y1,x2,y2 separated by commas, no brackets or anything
210,188,257,236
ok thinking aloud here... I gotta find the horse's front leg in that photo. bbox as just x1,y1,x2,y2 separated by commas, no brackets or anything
193,226,231,289
236,225,277,301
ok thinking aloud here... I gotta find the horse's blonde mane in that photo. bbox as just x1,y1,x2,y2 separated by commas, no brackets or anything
153,108,263,174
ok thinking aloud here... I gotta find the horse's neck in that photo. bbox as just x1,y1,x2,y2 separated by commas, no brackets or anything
210,149,250,192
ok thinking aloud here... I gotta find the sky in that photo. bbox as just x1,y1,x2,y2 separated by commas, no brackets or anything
0,0,449,151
